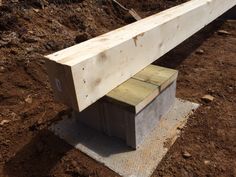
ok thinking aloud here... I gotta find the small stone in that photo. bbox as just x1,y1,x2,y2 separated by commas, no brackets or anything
0,119,11,126
33,8,40,13
201,95,214,103
10,112,17,120
26,47,35,53
204,160,210,165
196,49,204,55
182,151,191,158
0,66,5,73
217,30,231,35
76,7,82,12
227,86,233,93
25,95,33,104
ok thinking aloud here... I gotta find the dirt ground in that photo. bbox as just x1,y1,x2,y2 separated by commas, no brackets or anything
0,1,235,177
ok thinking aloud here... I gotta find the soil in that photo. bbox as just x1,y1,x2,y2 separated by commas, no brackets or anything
0,1,235,177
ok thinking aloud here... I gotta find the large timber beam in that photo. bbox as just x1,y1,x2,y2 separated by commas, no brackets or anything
45,0,236,111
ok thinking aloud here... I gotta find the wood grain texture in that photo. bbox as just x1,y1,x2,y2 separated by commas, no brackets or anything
133,65,178,91
106,78,159,113
45,0,236,111
106,65,178,113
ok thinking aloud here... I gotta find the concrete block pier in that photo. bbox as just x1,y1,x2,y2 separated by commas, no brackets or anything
75,65,178,149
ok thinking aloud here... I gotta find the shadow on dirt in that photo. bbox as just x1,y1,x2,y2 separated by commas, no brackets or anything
3,129,72,177
155,7,236,69
155,19,224,69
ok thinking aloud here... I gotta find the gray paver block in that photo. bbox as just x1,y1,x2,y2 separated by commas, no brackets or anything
74,81,176,149
50,98,199,177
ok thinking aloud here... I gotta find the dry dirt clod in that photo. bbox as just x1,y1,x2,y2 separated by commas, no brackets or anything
0,119,11,126
0,32,18,47
227,86,233,93
217,30,231,35
26,47,35,53
25,95,33,104
201,95,214,103
33,8,40,13
182,151,192,158
0,66,5,73
204,160,210,165
10,112,17,120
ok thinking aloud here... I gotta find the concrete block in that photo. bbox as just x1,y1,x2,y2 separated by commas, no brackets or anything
50,98,199,177
75,81,176,149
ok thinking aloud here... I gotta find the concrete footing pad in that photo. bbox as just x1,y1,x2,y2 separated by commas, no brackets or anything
50,98,199,177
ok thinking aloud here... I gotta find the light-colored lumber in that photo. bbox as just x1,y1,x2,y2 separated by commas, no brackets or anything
106,78,159,113
133,65,178,91
45,0,236,111
106,65,178,113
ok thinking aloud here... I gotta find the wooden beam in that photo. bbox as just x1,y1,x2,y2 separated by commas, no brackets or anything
45,0,236,111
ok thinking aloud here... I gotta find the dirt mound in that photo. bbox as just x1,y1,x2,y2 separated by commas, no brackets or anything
0,1,235,177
